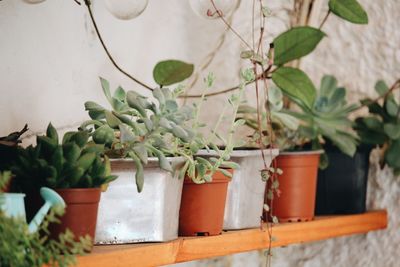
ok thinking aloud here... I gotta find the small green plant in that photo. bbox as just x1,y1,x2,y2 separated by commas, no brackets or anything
354,79,400,174
12,123,117,193
238,75,359,168
286,75,359,163
81,71,245,192
0,205,91,267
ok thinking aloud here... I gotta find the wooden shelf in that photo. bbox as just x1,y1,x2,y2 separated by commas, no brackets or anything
77,210,387,267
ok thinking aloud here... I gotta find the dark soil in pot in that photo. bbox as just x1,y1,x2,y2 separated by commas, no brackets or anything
266,151,321,222
316,144,373,215
50,188,101,245
179,169,232,236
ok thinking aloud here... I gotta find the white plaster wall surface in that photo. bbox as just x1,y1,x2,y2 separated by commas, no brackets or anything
1,0,399,266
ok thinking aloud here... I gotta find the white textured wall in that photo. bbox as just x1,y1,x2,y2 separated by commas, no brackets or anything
1,0,399,266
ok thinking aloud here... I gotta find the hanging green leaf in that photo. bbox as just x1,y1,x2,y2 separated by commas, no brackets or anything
272,67,316,110
273,26,325,66
153,60,194,86
328,0,368,24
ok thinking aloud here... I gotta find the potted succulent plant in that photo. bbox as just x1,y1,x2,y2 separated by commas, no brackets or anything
239,75,358,222
271,75,359,222
11,124,117,246
314,79,400,215
81,63,236,242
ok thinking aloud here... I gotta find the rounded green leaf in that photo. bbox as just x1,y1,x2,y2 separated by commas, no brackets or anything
153,60,194,86
329,0,368,24
272,67,316,110
384,123,400,140
273,26,325,66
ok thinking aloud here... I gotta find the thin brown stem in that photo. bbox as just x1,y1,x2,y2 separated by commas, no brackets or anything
84,0,153,91
209,0,253,50
319,10,331,29
354,79,400,111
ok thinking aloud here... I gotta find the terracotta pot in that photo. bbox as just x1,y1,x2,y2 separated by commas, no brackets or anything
179,169,232,236
50,188,101,245
266,151,321,222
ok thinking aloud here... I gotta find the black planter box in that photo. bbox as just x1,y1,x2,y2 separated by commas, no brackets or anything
315,145,373,215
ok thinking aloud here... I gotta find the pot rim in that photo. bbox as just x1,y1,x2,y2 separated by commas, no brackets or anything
279,150,324,156
110,156,185,164
196,148,279,158
55,187,102,192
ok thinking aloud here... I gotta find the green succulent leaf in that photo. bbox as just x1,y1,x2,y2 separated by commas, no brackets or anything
46,123,59,144
153,60,194,86
119,124,136,143
328,0,368,24
126,91,147,117
113,86,126,101
273,26,325,65
68,131,89,148
85,101,105,112
129,152,145,192
77,152,96,172
272,67,316,110
133,144,148,165
219,168,233,178
152,88,165,105
105,110,122,129
100,77,112,103
320,75,338,98
93,125,115,145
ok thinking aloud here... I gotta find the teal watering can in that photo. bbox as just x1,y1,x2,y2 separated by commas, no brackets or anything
0,187,65,233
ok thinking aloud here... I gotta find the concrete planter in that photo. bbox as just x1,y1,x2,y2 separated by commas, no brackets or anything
197,149,279,229
95,157,185,244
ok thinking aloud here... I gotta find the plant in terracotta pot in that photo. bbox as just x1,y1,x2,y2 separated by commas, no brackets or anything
241,75,359,222
271,75,359,222
11,123,117,246
80,63,237,242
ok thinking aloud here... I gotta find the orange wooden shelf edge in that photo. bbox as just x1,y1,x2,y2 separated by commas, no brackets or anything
77,210,388,267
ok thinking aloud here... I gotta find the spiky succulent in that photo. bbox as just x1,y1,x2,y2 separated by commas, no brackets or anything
12,124,117,192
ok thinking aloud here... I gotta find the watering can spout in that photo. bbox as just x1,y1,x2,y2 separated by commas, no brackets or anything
28,187,65,233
